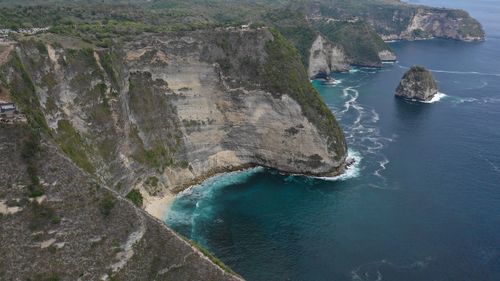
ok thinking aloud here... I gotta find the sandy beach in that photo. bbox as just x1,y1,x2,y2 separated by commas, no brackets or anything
143,192,176,220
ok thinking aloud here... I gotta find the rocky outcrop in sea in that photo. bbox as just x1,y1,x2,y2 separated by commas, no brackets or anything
396,66,438,101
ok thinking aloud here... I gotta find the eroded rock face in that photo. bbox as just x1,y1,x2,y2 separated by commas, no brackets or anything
378,50,397,62
308,35,349,78
308,1,485,42
380,7,485,42
396,66,438,101
1,28,347,207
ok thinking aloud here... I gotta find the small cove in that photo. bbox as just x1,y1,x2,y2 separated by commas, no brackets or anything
166,1,500,280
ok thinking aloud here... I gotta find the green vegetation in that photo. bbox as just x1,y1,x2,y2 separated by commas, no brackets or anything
99,193,116,217
41,73,58,89
263,29,346,157
44,96,57,116
263,7,317,66
128,72,187,171
20,127,44,197
55,120,95,174
142,144,175,170
186,238,241,277
145,176,159,187
29,273,60,281
314,0,414,36
457,16,485,37
129,127,179,171
314,21,390,66
1,53,49,132
126,189,143,207
399,65,438,90
29,202,60,230
100,51,119,85
88,83,111,125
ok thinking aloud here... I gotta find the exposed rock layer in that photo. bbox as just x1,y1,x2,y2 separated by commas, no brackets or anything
308,35,349,78
308,1,485,42
309,21,397,73
396,66,438,101
390,7,485,42
0,28,347,209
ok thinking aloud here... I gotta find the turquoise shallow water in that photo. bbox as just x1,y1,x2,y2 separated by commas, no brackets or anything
166,1,500,280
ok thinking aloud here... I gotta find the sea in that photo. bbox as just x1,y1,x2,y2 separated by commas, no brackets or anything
166,0,500,280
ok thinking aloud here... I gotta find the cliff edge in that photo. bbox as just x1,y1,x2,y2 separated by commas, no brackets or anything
0,27,347,214
0,27,348,280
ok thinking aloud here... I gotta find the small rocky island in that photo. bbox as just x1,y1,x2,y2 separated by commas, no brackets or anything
396,66,438,102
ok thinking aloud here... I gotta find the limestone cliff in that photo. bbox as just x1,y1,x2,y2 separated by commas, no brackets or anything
396,66,438,101
307,1,485,42
308,35,349,78
378,50,397,62
388,7,485,42
0,27,348,280
0,28,346,208
308,20,397,74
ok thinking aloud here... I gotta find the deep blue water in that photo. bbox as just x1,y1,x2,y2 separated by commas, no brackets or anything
166,1,500,280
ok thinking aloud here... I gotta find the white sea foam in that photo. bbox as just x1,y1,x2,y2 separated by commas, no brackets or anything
340,87,360,115
177,166,265,199
322,79,342,86
478,154,500,173
315,149,362,181
420,92,447,103
167,166,266,238
397,64,500,77
330,84,395,188
466,80,488,90
371,109,380,122
374,157,389,180
351,257,433,281
452,96,500,105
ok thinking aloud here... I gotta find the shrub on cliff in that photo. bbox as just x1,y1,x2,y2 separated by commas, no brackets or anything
126,189,143,208
263,29,346,159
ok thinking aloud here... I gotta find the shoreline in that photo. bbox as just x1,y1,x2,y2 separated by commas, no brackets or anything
144,159,350,221
143,191,175,220
143,164,257,221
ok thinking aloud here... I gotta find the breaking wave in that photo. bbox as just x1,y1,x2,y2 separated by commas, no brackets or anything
315,149,362,181
351,257,434,281
330,84,394,186
166,167,265,231
420,92,448,103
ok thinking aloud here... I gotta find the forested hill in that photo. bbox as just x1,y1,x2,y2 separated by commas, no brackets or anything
0,0,485,67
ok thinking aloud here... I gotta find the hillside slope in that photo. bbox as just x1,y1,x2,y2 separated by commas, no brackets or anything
0,125,242,281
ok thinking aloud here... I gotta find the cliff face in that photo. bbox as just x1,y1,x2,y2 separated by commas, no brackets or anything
307,1,485,42
0,125,242,281
307,21,397,75
308,35,349,78
386,7,485,42
0,28,348,280
1,28,346,206
396,66,438,101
